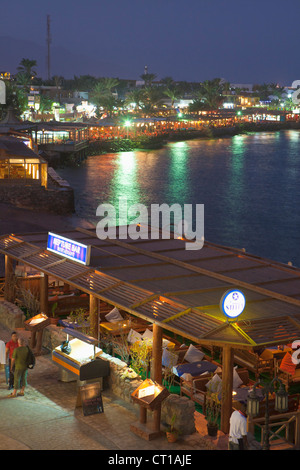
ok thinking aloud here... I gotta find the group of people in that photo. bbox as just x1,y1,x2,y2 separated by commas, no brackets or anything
0,331,29,397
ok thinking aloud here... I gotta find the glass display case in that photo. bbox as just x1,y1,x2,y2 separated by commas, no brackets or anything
52,328,110,381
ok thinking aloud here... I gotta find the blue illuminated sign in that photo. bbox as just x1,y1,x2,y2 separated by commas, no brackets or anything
47,232,91,265
220,289,246,319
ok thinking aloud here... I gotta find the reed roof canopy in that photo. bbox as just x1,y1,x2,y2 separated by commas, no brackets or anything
1,226,300,350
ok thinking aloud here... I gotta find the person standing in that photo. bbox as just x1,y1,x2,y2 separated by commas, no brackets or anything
0,339,6,383
5,331,18,390
228,402,248,450
8,337,29,398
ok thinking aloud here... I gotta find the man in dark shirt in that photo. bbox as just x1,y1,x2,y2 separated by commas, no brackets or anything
8,337,29,398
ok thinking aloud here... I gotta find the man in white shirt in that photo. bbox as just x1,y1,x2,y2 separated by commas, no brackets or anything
228,402,248,450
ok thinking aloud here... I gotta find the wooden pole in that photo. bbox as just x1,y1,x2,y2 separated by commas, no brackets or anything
40,273,49,315
295,412,300,449
221,345,234,434
151,323,163,433
152,323,163,384
4,255,14,302
89,294,98,339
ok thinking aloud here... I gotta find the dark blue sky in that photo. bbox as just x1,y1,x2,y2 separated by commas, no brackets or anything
1,0,299,85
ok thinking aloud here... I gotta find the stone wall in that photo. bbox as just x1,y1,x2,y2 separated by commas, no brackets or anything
161,394,196,435
0,300,25,329
0,169,74,215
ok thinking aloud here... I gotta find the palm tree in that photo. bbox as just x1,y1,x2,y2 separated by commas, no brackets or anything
99,95,119,117
140,73,157,87
141,87,164,114
195,78,224,110
161,76,175,87
163,86,182,108
188,99,206,113
90,78,120,116
269,83,285,100
39,95,53,114
253,83,272,101
124,88,145,112
15,72,31,91
282,97,296,111
17,58,37,80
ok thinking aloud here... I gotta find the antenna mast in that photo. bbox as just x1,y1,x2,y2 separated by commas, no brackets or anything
46,14,52,80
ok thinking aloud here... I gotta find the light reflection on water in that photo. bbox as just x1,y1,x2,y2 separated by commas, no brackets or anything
57,130,300,267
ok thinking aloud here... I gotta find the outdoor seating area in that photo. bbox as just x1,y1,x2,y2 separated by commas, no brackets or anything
180,367,255,412
274,352,300,388
233,348,275,380
2,228,300,446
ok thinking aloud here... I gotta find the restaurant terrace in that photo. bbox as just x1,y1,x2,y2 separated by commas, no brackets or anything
0,135,48,187
1,226,300,434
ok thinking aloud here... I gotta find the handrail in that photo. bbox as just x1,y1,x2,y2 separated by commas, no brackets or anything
249,410,300,449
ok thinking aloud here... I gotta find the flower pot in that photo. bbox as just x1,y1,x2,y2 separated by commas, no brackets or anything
166,431,178,443
49,317,59,326
207,423,218,437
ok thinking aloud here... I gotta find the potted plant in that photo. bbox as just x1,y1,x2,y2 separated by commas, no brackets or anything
166,413,179,443
205,393,221,437
50,301,59,325
68,308,90,334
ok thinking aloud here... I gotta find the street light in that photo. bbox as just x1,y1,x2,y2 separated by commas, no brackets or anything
125,120,131,138
247,377,288,450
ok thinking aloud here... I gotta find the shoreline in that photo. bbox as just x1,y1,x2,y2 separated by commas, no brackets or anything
0,201,94,238
86,120,300,156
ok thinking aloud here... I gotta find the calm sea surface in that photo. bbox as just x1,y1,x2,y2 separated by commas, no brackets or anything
57,130,300,267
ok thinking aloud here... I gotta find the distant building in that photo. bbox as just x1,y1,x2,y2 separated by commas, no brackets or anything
0,72,11,80
230,83,254,92
0,135,48,188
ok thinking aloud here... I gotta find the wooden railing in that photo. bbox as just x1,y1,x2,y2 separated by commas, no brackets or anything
248,410,300,449
0,277,4,296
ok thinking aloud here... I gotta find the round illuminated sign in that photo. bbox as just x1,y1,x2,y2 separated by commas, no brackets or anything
220,289,246,319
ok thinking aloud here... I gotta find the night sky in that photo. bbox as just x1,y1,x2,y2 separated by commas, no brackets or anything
1,0,299,85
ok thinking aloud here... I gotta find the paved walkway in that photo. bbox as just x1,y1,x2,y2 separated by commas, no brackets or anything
0,324,212,451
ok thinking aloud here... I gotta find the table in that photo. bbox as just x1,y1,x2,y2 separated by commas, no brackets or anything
174,360,218,377
100,320,132,336
232,386,264,403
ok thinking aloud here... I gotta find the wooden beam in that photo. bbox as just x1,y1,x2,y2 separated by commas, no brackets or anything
151,323,163,435
162,308,191,323
4,255,14,302
130,294,159,309
42,258,67,269
221,345,234,434
66,267,95,280
89,294,98,339
40,273,49,315
152,324,163,385
230,322,257,346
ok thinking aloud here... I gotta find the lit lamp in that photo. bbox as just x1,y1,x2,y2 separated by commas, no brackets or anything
246,378,289,450
247,386,260,418
274,381,288,413
125,120,131,138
